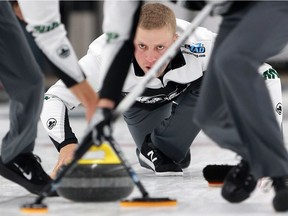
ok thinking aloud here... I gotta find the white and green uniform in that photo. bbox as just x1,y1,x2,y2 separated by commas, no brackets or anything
18,0,86,87
41,19,282,162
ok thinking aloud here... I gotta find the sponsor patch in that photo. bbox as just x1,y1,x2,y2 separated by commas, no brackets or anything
183,43,206,57
47,118,57,130
276,102,282,115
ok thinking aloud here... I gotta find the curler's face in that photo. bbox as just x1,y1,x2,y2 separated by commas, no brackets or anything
134,26,177,76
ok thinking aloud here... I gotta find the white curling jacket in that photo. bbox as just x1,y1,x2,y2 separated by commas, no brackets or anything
45,19,281,111
45,19,216,109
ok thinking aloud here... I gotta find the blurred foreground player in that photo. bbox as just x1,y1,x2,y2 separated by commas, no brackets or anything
0,0,97,196
193,1,288,212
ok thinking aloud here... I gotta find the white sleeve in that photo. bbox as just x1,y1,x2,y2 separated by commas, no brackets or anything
41,78,80,145
17,0,85,87
100,1,141,85
44,48,102,110
45,80,80,111
40,94,68,144
258,63,283,128
41,41,102,144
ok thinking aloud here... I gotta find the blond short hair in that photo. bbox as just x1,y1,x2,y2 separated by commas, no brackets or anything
139,3,176,33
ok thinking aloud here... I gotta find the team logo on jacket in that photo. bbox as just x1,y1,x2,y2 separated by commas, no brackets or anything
183,43,206,57
106,32,119,43
276,102,282,115
57,45,70,58
135,85,190,104
262,68,279,80
47,118,57,130
34,22,60,34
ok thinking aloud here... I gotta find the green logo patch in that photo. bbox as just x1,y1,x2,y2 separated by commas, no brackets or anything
34,22,60,34
262,68,279,80
106,32,119,43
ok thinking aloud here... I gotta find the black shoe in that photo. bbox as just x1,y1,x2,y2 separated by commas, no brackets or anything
137,148,190,170
137,146,190,170
221,160,257,203
139,135,183,176
0,153,57,196
272,176,288,212
202,164,234,186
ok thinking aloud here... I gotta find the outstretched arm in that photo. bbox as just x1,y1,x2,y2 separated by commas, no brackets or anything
40,41,104,177
258,63,283,128
41,81,80,178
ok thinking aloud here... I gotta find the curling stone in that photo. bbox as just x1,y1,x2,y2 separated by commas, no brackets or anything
56,143,134,202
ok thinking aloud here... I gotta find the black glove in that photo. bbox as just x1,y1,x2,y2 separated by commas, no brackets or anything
89,108,114,146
